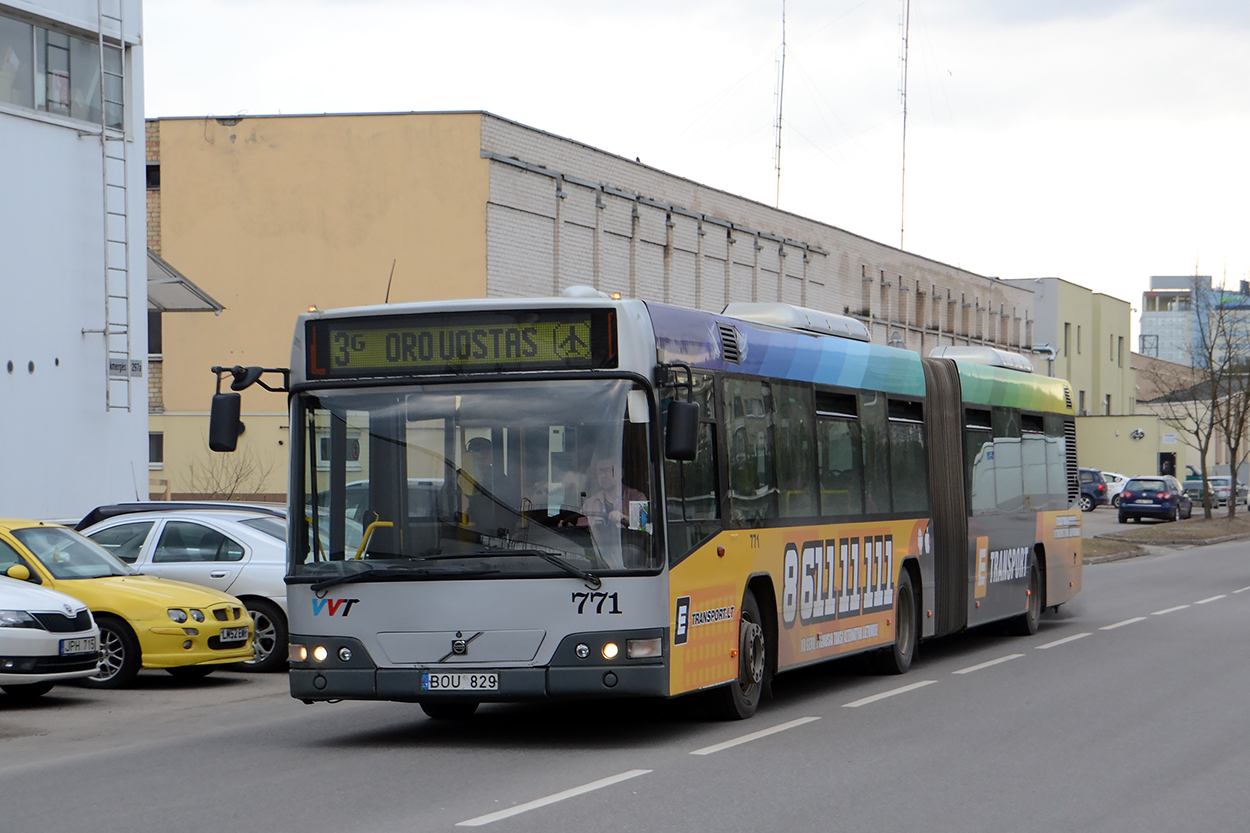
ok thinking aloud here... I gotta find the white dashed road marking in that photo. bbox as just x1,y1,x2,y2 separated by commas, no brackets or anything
842,680,936,708
1100,617,1147,630
953,654,1024,675
690,716,821,756
1195,595,1226,604
1036,633,1091,650
456,770,651,827
1152,605,1190,616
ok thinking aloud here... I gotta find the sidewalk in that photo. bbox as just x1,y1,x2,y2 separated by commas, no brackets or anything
1084,514,1250,564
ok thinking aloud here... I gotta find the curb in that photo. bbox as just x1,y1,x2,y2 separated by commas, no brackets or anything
1093,531,1250,548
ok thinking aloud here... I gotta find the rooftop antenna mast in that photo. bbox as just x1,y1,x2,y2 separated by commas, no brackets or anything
774,0,786,208
898,0,911,249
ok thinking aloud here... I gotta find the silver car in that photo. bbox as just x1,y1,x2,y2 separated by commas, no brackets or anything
0,575,101,699
81,508,289,672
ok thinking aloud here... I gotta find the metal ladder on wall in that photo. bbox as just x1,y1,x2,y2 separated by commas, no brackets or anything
99,0,132,411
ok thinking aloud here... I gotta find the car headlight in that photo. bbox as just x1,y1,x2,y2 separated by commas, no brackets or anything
189,609,205,622
167,608,188,623
0,610,41,629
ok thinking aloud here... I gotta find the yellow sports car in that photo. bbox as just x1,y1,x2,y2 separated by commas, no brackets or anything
0,519,253,688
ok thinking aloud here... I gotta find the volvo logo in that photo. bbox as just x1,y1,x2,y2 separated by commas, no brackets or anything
439,630,482,662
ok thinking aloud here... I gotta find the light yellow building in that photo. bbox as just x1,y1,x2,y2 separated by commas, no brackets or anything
147,111,1044,499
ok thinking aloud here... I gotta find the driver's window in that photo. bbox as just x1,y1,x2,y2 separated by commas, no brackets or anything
0,538,25,573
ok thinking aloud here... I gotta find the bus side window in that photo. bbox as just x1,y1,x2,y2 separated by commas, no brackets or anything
816,390,862,517
965,408,994,516
859,392,891,514
887,399,929,514
773,382,818,518
664,374,721,562
992,407,1024,513
725,377,778,523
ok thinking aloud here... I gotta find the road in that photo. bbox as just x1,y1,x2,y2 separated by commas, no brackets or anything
4,537,1250,832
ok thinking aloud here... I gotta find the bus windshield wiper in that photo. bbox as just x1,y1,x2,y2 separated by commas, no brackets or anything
421,548,601,589
309,561,496,591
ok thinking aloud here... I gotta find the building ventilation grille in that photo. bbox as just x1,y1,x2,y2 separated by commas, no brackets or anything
1065,420,1080,506
718,323,742,364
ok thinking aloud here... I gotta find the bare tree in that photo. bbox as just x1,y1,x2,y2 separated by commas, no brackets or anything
1208,278,1250,518
188,441,276,500
1139,361,1219,518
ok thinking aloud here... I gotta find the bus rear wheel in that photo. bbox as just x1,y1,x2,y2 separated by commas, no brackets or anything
1008,562,1043,636
710,590,766,720
874,569,917,674
420,701,479,720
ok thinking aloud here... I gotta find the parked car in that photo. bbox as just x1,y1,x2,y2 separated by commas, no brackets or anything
1117,476,1193,523
1078,468,1108,512
0,574,101,700
81,507,289,672
0,519,253,688
1199,476,1247,507
1102,471,1130,507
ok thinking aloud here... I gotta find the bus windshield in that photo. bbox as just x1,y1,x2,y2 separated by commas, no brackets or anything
293,378,657,580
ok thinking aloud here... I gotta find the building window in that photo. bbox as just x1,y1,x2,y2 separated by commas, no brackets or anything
146,163,160,189
1104,394,1112,416
0,10,123,129
1118,336,1124,367
1077,325,1082,354
148,311,162,355
1064,323,1071,357
149,432,164,469
1078,390,1086,415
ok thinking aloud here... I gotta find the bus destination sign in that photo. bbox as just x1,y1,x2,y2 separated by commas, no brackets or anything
307,309,617,377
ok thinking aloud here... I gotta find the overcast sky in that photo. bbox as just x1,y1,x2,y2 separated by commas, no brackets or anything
144,0,1250,343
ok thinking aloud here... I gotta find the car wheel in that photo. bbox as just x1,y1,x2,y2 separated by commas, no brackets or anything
83,615,142,689
1111,495,1120,508
1183,503,1193,520
1008,561,1044,636
1170,506,1179,522
2,681,55,700
1079,495,1094,512
239,598,288,673
873,569,917,674
166,666,214,680
709,589,768,719
1118,512,1128,524
420,701,479,720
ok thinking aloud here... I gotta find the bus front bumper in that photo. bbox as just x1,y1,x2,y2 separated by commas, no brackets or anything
289,629,669,703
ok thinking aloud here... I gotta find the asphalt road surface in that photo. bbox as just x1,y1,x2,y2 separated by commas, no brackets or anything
4,538,1249,832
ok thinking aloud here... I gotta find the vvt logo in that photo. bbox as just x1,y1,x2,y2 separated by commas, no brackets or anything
312,598,359,617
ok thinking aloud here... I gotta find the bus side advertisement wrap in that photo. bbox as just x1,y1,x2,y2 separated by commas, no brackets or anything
667,518,932,697
306,309,618,378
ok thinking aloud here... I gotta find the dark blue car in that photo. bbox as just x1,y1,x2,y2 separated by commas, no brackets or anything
1079,468,1108,512
1118,476,1192,523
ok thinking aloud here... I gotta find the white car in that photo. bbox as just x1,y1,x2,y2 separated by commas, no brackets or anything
80,507,289,672
1103,471,1130,507
0,574,101,700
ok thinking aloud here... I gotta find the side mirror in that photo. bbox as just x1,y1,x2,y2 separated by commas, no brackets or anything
665,400,699,461
6,564,32,582
209,392,244,452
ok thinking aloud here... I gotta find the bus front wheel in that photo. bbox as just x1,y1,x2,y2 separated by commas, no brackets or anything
710,590,767,720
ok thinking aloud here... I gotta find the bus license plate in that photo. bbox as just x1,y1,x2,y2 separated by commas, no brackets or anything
423,672,498,691
220,626,249,642
60,636,96,655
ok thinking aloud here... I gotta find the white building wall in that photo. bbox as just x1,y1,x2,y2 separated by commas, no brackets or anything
478,114,1035,355
0,0,147,520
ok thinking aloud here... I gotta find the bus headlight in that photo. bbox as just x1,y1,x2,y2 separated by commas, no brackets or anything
626,637,663,659
601,642,619,659
312,646,328,662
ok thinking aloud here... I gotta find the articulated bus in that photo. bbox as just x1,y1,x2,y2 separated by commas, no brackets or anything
210,294,1082,719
